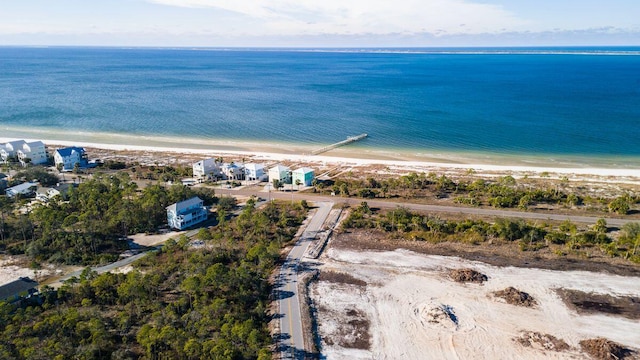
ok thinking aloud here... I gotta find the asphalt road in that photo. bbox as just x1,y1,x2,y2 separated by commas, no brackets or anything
50,250,154,288
278,202,333,359
216,187,637,227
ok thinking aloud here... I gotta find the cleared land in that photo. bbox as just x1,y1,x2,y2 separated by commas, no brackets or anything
309,235,640,359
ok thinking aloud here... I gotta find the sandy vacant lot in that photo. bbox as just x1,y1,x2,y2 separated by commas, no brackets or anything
310,248,640,359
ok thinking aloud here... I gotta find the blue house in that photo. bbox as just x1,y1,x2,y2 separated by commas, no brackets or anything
54,146,88,171
166,197,208,230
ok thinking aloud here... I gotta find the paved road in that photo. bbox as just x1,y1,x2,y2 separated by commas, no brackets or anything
278,202,333,359
50,250,154,288
216,187,638,227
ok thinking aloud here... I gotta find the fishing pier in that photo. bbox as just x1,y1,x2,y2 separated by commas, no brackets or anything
311,133,368,155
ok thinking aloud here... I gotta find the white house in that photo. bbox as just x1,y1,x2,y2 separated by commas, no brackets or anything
244,163,267,181
5,182,38,198
0,140,26,162
36,183,74,202
166,197,208,230
221,163,245,181
17,141,47,166
292,167,315,187
54,147,87,171
193,158,221,182
268,164,291,184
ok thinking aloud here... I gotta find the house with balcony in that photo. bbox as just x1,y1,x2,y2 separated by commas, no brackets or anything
166,197,208,230
292,167,315,187
244,163,267,181
193,158,222,182
221,163,245,181
17,141,47,166
268,164,291,184
1,140,26,162
54,146,87,171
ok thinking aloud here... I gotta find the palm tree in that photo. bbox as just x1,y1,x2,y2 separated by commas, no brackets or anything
295,179,302,191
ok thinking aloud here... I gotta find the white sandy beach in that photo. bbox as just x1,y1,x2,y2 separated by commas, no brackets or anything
2,136,639,179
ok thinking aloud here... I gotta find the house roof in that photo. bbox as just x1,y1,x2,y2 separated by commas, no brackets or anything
222,162,244,169
269,164,290,172
0,277,38,301
6,182,38,193
55,146,85,157
36,186,53,195
166,196,203,212
293,167,314,174
244,163,264,170
25,141,45,149
4,140,27,151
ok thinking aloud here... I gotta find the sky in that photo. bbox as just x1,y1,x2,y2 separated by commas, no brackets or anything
0,0,638,47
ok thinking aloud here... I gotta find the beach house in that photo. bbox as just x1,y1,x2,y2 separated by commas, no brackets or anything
0,140,26,162
193,158,221,182
5,182,38,198
221,163,245,181
292,167,315,187
17,141,47,166
244,163,267,181
54,146,87,171
268,164,291,184
166,197,208,230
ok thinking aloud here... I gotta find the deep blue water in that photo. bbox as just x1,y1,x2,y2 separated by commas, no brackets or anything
1,47,639,159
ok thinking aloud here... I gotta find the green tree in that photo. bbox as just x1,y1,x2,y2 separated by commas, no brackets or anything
272,178,283,192
620,222,640,256
609,196,631,215
593,218,608,233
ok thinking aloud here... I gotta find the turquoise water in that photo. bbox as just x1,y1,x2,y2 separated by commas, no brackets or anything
1,47,639,166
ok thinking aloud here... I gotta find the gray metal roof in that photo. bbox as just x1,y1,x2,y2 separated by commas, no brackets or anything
6,182,38,193
0,277,38,301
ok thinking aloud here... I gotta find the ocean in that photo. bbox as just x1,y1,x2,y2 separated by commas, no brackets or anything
1,46,639,167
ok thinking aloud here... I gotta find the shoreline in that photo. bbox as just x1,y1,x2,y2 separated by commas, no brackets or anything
1,134,639,178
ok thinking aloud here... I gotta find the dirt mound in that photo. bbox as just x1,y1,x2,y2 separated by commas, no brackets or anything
579,338,634,360
449,268,488,283
494,287,537,307
515,331,570,352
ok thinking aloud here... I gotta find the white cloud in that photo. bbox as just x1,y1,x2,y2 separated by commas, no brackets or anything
146,0,528,36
